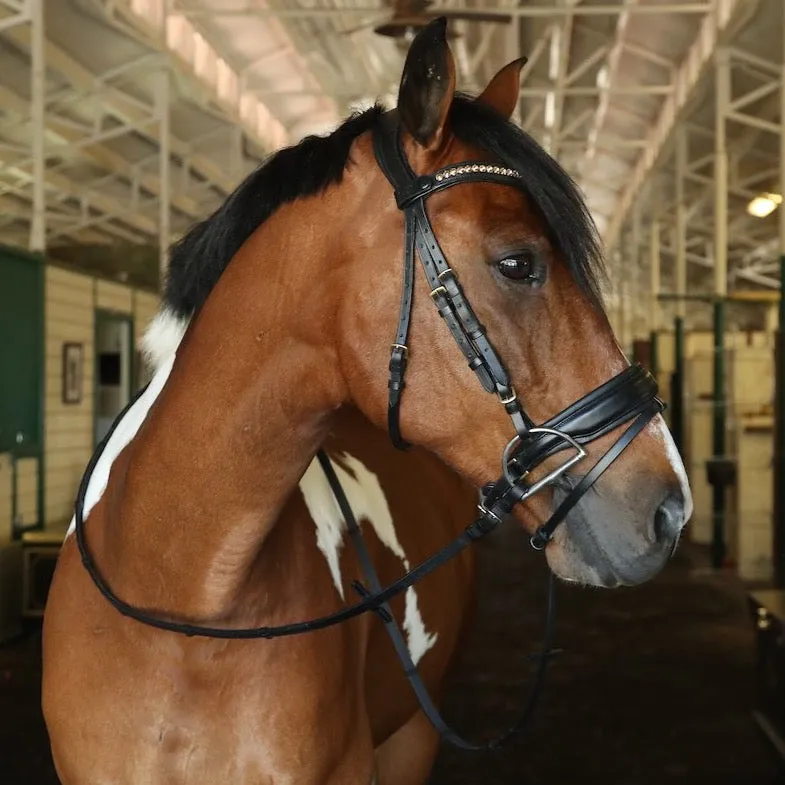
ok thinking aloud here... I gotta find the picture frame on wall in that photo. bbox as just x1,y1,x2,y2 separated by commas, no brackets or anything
62,342,84,404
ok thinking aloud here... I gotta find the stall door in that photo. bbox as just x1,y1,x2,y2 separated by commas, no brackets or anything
0,246,43,532
94,310,133,446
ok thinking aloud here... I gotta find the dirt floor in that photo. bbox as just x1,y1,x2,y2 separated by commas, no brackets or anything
430,527,782,785
0,527,781,785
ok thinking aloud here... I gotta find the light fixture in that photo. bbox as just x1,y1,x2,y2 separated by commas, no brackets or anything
747,192,782,218
544,91,555,129
549,27,561,80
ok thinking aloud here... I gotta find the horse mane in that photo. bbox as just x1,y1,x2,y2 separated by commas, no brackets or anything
163,104,384,319
163,94,605,320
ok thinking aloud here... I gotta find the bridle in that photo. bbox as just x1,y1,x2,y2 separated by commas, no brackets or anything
373,111,662,550
73,110,663,752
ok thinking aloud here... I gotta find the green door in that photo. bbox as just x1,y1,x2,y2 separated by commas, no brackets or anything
0,245,44,532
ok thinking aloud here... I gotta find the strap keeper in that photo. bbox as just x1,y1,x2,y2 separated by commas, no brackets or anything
388,344,408,397
395,175,434,208
467,356,485,373
504,398,523,417
466,514,499,540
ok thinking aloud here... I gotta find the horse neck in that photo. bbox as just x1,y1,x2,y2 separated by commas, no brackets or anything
97,196,352,623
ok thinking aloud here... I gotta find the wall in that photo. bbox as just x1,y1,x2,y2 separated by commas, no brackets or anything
679,335,774,563
44,267,94,527
43,265,160,528
0,455,11,545
735,418,774,581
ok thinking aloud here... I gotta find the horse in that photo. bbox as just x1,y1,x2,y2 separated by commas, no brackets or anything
41,18,692,785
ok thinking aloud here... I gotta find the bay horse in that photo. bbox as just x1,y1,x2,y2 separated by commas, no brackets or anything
41,18,692,785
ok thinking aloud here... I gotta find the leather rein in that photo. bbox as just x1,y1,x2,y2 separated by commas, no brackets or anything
73,111,663,752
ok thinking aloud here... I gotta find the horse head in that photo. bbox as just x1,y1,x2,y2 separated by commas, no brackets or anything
326,18,692,588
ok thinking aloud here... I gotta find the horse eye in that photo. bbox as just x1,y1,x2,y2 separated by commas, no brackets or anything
497,254,539,283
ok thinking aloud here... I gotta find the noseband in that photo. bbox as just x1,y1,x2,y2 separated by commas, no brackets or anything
73,110,663,753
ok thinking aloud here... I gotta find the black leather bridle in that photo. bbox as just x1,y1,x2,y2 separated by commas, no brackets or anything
373,111,662,550
73,110,663,753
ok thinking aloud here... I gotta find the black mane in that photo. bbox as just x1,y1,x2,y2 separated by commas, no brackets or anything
164,95,605,318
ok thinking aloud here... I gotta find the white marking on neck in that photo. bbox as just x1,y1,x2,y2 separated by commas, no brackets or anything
66,308,189,537
299,454,438,666
140,307,189,370
68,305,438,664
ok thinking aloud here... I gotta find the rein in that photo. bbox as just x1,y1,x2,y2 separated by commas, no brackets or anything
72,109,663,752
75,393,521,641
316,451,560,751
74,386,555,750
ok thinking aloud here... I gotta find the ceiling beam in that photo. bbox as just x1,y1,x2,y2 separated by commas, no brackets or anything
173,4,714,20
604,0,760,249
546,1,580,157
0,83,207,223
0,7,239,196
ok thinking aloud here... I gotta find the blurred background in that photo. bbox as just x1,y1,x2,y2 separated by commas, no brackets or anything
0,1,784,783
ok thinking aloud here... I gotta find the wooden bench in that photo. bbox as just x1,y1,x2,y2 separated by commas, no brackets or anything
747,589,785,766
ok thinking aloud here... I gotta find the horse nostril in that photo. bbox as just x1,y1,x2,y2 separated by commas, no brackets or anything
653,493,685,543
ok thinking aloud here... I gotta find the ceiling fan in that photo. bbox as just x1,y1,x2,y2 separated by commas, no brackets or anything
340,0,512,40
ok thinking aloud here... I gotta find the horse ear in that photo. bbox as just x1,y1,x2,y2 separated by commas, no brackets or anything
396,17,456,151
476,57,527,120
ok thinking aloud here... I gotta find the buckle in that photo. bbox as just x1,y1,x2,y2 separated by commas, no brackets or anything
498,385,517,406
501,427,587,498
389,343,408,380
530,527,552,551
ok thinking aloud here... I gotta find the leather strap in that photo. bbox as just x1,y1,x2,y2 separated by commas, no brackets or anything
316,451,560,751
529,403,658,549
73,383,520,641
387,208,416,450
509,364,661,477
